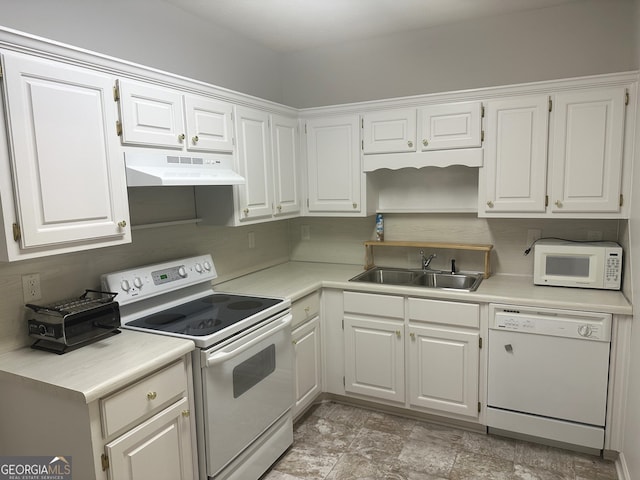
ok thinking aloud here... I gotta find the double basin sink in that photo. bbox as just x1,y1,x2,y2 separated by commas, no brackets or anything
349,267,484,292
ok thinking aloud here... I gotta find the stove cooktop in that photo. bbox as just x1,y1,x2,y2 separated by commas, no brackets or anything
125,293,283,337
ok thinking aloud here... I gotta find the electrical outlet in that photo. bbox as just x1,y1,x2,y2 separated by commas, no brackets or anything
248,231,255,249
22,273,42,302
526,229,541,247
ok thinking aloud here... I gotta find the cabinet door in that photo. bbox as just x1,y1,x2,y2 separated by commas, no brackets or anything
482,95,549,213
306,115,361,213
271,114,300,217
183,95,234,153
344,316,404,403
292,316,322,417
1,51,129,248
235,106,273,220
408,324,479,418
118,79,185,148
419,102,482,151
362,108,417,154
549,88,626,213
106,397,194,480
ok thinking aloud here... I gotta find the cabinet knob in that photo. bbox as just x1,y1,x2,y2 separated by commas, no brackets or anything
243,208,249,216
407,140,413,148
422,139,428,147
181,410,190,418
292,339,298,345
555,200,563,208
353,203,358,209
118,220,127,228
178,134,185,142
147,391,157,401
410,332,416,340
395,330,401,338
486,200,494,208
192,135,199,144
277,205,282,212
304,306,310,315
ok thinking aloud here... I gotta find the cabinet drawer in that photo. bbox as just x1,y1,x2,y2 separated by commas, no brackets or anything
344,292,404,319
101,359,187,438
408,298,479,328
292,291,320,328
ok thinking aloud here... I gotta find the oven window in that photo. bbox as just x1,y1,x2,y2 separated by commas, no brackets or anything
546,256,590,277
233,344,276,398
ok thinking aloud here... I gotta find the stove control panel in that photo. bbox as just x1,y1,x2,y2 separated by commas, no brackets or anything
101,254,217,305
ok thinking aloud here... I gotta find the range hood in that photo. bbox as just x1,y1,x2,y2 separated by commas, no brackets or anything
124,150,245,187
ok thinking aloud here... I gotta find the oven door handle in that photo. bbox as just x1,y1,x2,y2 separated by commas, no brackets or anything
205,314,291,367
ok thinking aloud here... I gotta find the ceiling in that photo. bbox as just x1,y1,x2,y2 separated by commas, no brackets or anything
162,0,582,52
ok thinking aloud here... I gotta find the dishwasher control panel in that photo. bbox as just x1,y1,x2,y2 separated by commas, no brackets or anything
491,306,612,341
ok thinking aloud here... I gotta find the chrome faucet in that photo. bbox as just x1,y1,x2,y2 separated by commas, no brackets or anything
420,250,437,270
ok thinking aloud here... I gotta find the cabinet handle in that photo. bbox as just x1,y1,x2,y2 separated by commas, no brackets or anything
555,200,563,208
353,203,358,209
117,220,127,228
422,139,428,147
178,134,185,142
486,200,494,208
147,391,157,400
410,332,416,340
182,410,190,418
407,140,413,148
192,135,199,144
395,330,401,338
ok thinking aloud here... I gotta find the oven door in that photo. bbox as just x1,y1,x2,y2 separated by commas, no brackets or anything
200,312,293,476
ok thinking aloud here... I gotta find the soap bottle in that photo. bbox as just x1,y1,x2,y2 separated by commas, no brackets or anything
375,213,384,241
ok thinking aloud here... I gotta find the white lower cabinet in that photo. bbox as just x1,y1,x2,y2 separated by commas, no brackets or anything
342,291,481,421
105,397,194,480
292,291,322,417
100,359,195,480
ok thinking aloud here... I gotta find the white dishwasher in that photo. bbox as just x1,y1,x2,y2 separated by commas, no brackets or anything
487,304,611,450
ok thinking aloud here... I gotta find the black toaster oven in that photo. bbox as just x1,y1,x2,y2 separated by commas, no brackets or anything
26,290,120,353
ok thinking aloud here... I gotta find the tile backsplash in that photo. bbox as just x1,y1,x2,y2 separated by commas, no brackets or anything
0,209,623,354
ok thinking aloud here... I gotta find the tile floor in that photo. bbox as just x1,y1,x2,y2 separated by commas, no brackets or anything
262,402,618,480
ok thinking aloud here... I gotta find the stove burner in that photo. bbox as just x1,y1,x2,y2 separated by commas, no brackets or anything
146,313,187,325
228,300,263,310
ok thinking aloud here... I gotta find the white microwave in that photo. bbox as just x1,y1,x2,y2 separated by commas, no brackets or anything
533,239,622,290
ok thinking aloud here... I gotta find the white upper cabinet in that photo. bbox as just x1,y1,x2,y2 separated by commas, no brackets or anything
183,95,234,153
0,50,130,260
271,114,300,217
305,115,364,215
362,108,417,154
196,108,299,225
235,106,273,220
118,79,234,153
549,87,626,213
419,102,482,151
481,87,630,218
481,95,550,214
361,102,483,171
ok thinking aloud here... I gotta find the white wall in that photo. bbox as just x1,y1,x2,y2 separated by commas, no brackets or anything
621,1,640,476
0,0,284,103
280,0,637,107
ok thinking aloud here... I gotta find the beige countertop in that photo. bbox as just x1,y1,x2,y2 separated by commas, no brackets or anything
217,261,633,315
0,330,195,404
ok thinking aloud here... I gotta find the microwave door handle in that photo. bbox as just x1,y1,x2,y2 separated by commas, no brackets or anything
205,315,291,368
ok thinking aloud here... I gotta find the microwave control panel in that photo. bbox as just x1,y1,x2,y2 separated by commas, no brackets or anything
605,249,622,289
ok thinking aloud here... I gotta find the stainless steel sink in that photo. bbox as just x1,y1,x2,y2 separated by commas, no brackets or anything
349,268,423,285
412,271,483,291
349,267,483,292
